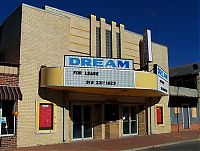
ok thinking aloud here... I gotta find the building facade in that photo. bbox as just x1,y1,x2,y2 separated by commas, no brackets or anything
169,63,200,132
0,63,22,149
0,4,170,148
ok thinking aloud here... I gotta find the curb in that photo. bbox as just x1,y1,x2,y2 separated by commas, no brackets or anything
124,138,200,151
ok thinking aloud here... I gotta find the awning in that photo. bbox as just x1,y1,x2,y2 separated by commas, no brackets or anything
0,86,22,101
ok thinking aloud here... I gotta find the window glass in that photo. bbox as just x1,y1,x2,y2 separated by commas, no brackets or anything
156,106,164,125
96,27,101,57
0,50,5,62
174,107,180,114
191,107,197,118
106,30,112,58
116,33,121,58
105,104,119,121
0,101,15,136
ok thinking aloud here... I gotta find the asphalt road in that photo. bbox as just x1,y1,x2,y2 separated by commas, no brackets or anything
144,140,200,151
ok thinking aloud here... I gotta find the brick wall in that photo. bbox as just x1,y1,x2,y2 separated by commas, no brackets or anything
0,136,17,149
0,73,19,87
138,109,146,135
171,123,200,132
105,121,119,139
0,69,19,149
93,104,103,139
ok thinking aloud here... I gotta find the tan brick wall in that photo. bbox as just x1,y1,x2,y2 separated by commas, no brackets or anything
138,109,146,135
105,121,119,139
149,44,171,134
123,31,142,69
44,5,90,56
93,104,103,139
17,4,70,147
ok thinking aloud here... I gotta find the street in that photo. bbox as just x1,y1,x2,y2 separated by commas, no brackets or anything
144,140,200,151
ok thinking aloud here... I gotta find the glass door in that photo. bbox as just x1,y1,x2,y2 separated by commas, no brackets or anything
182,104,190,129
122,106,138,135
83,105,92,138
73,105,82,139
72,105,93,140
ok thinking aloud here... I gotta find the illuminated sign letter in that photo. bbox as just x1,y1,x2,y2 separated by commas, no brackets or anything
118,60,130,69
81,58,92,67
69,58,80,65
105,60,117,68
93,59,103,67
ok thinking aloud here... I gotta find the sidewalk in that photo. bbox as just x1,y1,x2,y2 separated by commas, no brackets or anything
5,130,200,151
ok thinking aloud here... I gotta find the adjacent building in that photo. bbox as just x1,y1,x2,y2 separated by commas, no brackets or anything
169,63,200,132
0,4,170,148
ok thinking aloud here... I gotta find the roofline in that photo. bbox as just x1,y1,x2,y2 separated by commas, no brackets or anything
170,62,200,69
0,62,20,67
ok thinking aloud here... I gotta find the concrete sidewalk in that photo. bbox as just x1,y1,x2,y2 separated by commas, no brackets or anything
5,130,200,151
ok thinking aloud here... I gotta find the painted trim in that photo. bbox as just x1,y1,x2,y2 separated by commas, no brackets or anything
36,100,56,134
155,104,165,127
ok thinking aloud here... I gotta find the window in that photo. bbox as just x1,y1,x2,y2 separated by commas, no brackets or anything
96,27,101,57
0,101,15,136
0,50,5,61
174,107,180,114
106,30,112,58
156,106,164,125
105,104,119,121
37,101,55,133
174,79,183,87
116,33,121,58
191,107,197,118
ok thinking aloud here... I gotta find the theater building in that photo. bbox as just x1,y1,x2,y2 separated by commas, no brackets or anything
0,4,170,148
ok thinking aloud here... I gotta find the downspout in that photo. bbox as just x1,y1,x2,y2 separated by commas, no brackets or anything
63,91,66,142
149,99,152,134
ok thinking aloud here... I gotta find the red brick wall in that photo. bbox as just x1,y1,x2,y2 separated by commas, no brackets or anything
171,123,200,132
0,72,19,149
0,136,17,149
0,73,19,87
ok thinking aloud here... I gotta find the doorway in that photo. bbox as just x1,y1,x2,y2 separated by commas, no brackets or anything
72,105,93,140
122,106,138,135
182,104,190,129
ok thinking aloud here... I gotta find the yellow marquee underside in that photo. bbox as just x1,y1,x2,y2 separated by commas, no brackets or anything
40,67,167,97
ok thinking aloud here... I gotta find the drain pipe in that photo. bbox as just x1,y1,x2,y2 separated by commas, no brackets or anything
63,91,66,142
149,99,152,134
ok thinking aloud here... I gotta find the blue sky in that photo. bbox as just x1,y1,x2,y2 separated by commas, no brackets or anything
0,0,199,67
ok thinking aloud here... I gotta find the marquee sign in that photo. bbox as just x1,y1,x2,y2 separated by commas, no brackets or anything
64,55,133,70
154,64,169,94
64,67,135,88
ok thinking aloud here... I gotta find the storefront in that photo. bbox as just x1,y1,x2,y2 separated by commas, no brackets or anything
40,55,169,141
0,4,171,147
0,64,22,149
169,63,200,132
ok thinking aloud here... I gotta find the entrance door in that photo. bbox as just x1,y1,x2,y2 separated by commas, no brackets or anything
182,104,190,129
123,106,138,135
72,105,92,140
